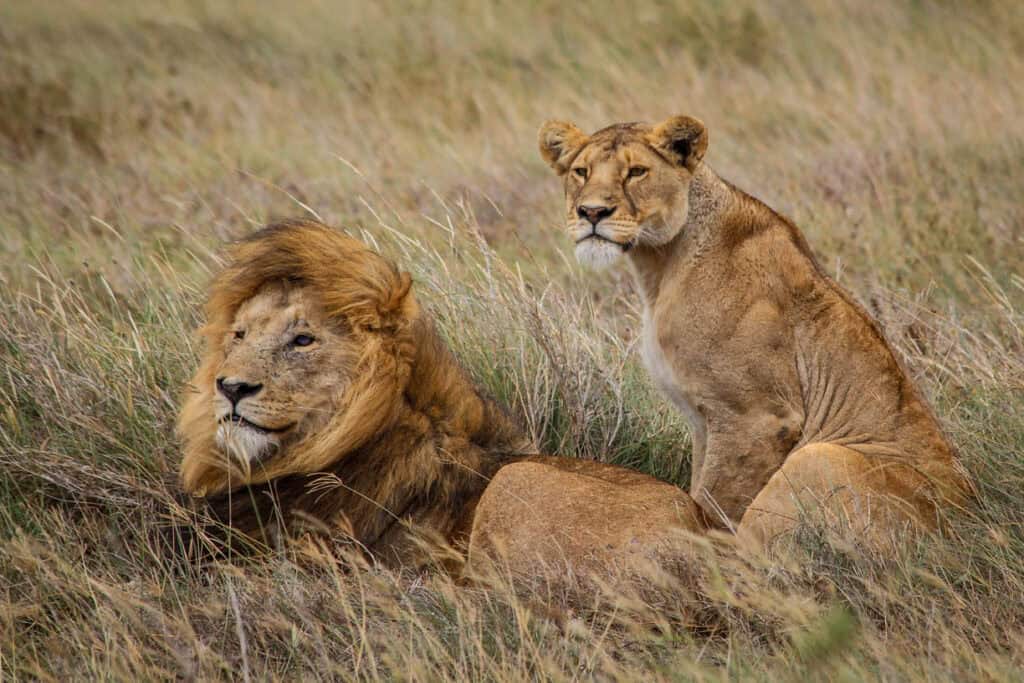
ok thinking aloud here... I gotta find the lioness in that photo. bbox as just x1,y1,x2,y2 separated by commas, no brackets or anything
178,220,703,574
538,116,972,547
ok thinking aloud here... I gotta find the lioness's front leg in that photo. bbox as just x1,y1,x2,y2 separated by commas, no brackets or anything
692,406,803,526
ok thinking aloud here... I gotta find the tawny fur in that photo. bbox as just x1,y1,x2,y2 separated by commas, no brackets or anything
177,220,704,570
539,117,973,550
467,460,703,582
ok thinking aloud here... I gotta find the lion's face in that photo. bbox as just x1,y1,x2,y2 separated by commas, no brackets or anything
178,220,418,497
211,283,358,470
538,116,709,269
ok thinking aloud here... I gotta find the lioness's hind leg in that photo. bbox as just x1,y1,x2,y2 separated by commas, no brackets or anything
737,443,931,553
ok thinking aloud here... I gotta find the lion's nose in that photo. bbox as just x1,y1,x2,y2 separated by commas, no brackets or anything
577,204,615,226
216,377,263,405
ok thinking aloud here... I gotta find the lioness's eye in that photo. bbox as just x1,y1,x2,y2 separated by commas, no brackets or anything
292,334,315,347
628,166,648,178
233,330,245,340
573,167,588,179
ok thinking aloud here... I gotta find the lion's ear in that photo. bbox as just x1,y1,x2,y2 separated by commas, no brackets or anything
538,120,588,175
365,269,417,334
647,116,708,171
384,270,417,327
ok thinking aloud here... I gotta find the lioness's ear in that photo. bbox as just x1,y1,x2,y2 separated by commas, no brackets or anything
647,116,708,171
538,120,588,175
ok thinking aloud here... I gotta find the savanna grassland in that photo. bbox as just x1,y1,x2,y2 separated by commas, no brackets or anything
2,1,1023,680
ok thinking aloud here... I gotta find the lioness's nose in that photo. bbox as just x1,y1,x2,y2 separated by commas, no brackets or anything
216,377,263,405
577,204,615,226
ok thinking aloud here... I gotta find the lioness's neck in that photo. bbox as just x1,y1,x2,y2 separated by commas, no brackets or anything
627,164,735,306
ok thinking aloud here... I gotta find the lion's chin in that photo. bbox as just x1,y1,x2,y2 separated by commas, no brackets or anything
216,423,279,470
575,238,626,270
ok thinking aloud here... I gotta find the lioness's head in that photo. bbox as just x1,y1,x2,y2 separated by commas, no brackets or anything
538,116,708,268
178,220,418,496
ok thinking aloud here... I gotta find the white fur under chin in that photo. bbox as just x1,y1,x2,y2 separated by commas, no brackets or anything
216,423,276,469
574,239,625,270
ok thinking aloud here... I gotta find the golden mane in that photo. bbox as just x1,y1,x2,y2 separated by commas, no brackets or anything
177,220,532,565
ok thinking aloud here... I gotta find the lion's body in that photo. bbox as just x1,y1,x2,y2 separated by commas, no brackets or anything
178,220,704,571
539,118,973,548
467,459,703,581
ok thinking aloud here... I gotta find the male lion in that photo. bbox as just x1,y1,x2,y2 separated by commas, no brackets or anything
177,219,703,573
538,116,972,549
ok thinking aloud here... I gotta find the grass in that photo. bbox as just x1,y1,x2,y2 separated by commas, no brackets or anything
1,0,1023,679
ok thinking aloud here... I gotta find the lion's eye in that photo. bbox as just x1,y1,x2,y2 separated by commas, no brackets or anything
573,167,588,180
628,166,648,178
292,334,315,347
233,330,245,340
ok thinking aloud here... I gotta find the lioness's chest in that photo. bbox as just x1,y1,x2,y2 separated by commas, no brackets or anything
640,308,702,428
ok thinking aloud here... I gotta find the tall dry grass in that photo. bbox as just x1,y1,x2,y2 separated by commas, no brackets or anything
1,1,1023,680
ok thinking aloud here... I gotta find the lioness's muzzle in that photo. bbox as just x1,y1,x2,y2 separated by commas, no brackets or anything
575,231,634,251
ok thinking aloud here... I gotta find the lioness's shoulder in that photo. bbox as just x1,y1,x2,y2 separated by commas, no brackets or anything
717,195,823,297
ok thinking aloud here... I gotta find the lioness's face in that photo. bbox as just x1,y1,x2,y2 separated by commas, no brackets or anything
211,283,357,469
538,116,708,269
563,138,690,268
